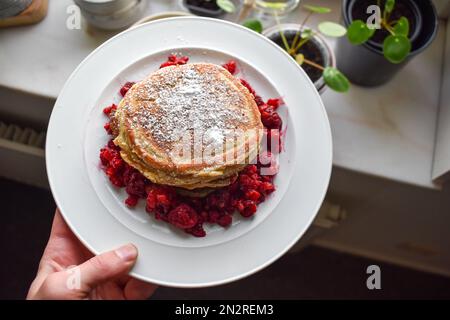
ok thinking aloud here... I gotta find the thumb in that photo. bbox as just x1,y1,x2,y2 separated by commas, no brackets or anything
78,243,138,290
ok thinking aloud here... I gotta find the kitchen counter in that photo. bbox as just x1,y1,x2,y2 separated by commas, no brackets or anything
0,0,446,189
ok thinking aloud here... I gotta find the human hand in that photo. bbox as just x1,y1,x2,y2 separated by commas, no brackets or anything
27,209,157,300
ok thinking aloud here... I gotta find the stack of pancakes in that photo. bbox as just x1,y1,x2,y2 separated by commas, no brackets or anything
111,63,263,193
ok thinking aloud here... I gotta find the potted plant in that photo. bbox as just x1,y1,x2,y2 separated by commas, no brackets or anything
258,5,350,93
182,0,237,17
335,0,438,86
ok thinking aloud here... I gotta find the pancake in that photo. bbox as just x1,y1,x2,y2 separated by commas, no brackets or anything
112,63,263,190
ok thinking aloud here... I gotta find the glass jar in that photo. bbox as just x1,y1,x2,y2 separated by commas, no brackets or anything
254,0,300,15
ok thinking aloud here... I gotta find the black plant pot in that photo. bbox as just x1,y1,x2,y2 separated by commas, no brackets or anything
183,0,224,18
335,0,438,86
263,24,336,94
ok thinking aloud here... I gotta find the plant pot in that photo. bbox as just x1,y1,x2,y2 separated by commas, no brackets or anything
335,0,438,86
74,0,146,30
182,0,225,18
263,24,336,94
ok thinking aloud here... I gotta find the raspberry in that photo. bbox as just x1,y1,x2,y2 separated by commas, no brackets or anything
156,194,170,206
218,215,232,227
159,62,172,68
110,157,123,170
125,195,139,207
208,210,220,223
111,178,124,188
240,79,255,96
106,165,124,187
178,56,189,64
222,60,237,75
241,201,257,217
267,98,283,109
200,211,209,222
259,181,275,195
168,204,198,229
122,166,133,185
154,211,168,222
258,103,273,113
186,224,206,237
160,55,189,68
240,176,260,193
234,200,245,213
104,122,112,134
100,145,126,187
103,104,117,116
245,190,261,201
243,165,258,174
125,170,146,198
120,82,135,97
105,166,115,177
260,109,282,129
261,175,274,182
254,95,265,106
190,198,204,212
146,186,176,214
206,189,231,211
99,148,113,165
238,174,253,190
107,139,119,150
146,197,156,212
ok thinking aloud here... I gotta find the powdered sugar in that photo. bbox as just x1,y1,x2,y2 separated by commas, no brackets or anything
129,64,248,152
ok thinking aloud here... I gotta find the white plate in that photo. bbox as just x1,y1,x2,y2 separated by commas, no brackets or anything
46,17,332,287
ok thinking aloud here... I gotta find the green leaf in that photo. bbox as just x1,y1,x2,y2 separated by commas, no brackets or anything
393,17,409,36
259,2,285,9
301,28,313,39
318,21,347,37
385,0,395,13
243,19,263,33
216,0,236,13
295,54,305,65
303,5,331,14
383,35,411,63
347,20,375,45
323,67,350,92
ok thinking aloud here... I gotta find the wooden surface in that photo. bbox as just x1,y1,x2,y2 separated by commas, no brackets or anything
0,0,48,28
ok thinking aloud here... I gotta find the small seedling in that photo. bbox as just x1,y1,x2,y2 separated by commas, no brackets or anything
244,5,350,92
347,0,412,63
281,5,350,92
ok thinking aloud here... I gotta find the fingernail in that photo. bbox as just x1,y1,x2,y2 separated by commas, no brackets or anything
115,244,138,262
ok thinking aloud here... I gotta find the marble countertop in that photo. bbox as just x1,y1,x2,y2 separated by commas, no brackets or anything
0,0,445,189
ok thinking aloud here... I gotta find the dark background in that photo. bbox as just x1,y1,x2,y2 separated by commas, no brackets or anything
1,177,450,300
